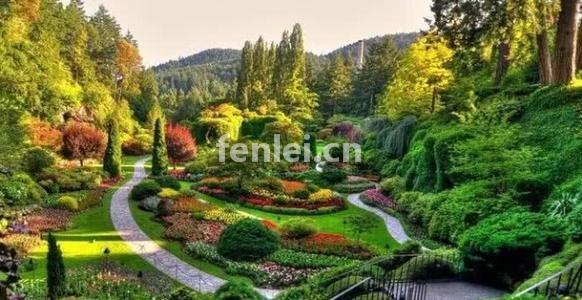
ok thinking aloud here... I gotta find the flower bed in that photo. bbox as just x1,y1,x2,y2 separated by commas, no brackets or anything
268,249,356,269
289,163,310,173
0,233,42,256
170,197,211,213
203,208,248,225
282,233,376,260
162,213,200,242
333,181,377,193
22,208,73,234
281,180,306,194
360,189,396,209
196,185,346,215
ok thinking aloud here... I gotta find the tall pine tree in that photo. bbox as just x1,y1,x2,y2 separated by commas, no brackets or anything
151,117,168,176
103,117,122,177
236,41,254,109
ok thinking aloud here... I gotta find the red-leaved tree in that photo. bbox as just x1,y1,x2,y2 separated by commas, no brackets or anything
62,122,106,166
27,118,63,151
166,124,197,169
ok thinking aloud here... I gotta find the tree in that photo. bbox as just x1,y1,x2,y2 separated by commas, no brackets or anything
88,5,121,86
323,54,353,116
151,118,168,176
236,41,254,110
47,233,66,300
352,37,400,115
553,0,579,84
103,118,122,177
380,34,454,120
62,122,106,166
165,124,197,169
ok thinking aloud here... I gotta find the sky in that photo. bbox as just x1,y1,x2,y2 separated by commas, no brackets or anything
76,0,432,66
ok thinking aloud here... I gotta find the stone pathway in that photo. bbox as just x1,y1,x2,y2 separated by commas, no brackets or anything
347,192,410,244
110,158,279,299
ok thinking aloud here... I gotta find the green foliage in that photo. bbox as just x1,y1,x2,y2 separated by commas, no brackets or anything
269,249,356,269
241,116,278,138
217,218,279,261
154,175,181,190
57,196,79,212
130,180,162,201
38,168,103,193
152,118,169,176
103,118,122,178
198,103,243,143
47,233,66,299
292,189,310,199
22,147,55,174
280,218,318,239
215,281,264,300
380,176,404,197
375,116,416,158
567,205,582,242
332,181,376,194
320,167,347,184
459,212,567,287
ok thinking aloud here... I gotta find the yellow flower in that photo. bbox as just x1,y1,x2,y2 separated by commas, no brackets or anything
308,189,334,203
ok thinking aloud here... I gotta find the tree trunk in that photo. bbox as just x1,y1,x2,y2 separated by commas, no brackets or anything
80,159,84,167
494,42,511,86
554,0,579,85
537,29,554,84
576,19,582,70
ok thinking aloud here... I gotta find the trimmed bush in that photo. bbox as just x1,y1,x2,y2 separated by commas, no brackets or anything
214,281,263,300
155,175,181,190
185,160,208,175
280,218,318,239
217,219,279,261
103,118,122,178
131,180,162,201
58,196,79,212
23,147,55,174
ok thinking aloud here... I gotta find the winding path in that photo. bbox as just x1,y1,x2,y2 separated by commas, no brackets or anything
347,192,410,244
110,158,280,299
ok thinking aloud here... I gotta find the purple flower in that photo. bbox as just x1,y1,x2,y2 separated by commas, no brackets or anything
361,189,396,209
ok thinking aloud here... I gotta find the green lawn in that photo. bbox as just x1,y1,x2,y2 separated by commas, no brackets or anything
22,156,159,280
184,182,398,251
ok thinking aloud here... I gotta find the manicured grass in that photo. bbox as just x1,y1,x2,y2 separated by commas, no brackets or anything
129,200,253,284
184,182,398,251
22,156,159,280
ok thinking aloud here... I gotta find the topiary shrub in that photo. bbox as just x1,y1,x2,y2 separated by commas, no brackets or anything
214,281,263,300
155,176,181,190
280,218,318,239
23,147,55,174
58,196,79,211
217,219,279,261
131,180,162,201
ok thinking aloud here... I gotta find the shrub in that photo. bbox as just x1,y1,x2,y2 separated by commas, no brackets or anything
321,168,347,184
157,199,174,217
131,180,162,201
185,160,208,175
333,181,376,194
214,281,263,300
77,189,104,211
217,219,279,261
254,177,284,193
0,180,31,205
269,249,355,269
23,147,55,174
292,189,310,200
37,168,103,193
380,176,405,197
0,234,43,256
459,211,567,288
58,196,79,211
308,189,334,203
139,196,163,213
280,218,318,239
154,176,182,191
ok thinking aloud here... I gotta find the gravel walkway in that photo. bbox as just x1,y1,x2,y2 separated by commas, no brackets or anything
110,158,280,299
347,192,410,244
